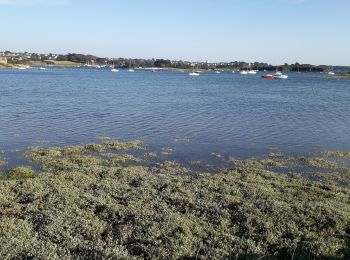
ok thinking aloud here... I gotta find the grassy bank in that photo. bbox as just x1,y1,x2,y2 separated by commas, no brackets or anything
0,63,14,68
29,60,81,67
1,140,350,259
0,61,81,68
334,74,350,79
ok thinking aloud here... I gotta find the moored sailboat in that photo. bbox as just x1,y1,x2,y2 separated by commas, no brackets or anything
189,64,199,76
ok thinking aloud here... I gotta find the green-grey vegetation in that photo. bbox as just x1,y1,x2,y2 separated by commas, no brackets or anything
0,63,12,68
332,74,350,79
29,60,81,67
7,166,36,180
322,150,350,158
99,137,143,151
1,140,350,259
0,159,6,168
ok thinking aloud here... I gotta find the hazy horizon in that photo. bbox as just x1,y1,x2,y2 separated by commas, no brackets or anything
1,0,349,66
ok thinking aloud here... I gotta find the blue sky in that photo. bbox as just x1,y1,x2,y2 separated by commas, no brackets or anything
0,0,349,65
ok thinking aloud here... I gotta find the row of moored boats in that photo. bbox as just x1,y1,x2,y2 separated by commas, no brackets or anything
189,64,337,79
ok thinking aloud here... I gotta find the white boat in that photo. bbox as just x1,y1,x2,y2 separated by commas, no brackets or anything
215,71,221,74
327,66,335,75
274,73,288,79
111,63,119,72
274,66,288,79
240,71,248,75
18,65,30,70
247,63,257,74
39,67,46,70
189,64,199,76
127,59,135,72
275,71,283,76
232,71,235,74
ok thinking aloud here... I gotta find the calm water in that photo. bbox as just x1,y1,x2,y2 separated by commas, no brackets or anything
1,68,350,162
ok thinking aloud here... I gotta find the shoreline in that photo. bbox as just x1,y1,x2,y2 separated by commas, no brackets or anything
1,139,350,258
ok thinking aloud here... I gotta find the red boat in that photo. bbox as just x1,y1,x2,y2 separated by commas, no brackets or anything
261,74,274,79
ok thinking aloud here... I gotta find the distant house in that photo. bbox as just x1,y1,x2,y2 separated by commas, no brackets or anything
0,56,7,64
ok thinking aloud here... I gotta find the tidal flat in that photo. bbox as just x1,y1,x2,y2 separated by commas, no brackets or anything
1,139,350,259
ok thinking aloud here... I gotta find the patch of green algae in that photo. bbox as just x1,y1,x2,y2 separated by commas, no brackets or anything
0,143,350,259
0,159,6,168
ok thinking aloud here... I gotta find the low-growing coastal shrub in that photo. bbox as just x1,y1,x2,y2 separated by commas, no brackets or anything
1,142,350,259
7,166,36,180
100,137,143,150
0,159,6,168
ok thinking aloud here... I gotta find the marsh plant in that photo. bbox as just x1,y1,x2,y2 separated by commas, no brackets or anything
1,139,350,259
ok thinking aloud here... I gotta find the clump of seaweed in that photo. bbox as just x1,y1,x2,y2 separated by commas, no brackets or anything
7,166,36,180
108,154,141,166
229,156,289,169
0,159,6,168
299,156,342,169
322,150,350,158
84,144,105,153
100,137,143,150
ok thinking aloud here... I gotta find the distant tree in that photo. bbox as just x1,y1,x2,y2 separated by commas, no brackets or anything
57,55,68,61
30,54,41,61
154,59,172,68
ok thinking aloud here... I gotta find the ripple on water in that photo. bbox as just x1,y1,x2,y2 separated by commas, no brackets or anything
0,69,350,158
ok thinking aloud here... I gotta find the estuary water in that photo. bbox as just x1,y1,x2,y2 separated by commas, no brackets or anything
0,68,349,162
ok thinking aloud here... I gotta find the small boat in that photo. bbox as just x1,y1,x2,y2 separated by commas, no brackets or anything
127,59,135,72
274,73,288,79
18,65,30,70
111,63,119,72
275,66,284,76
240,70,248,75
215,71,221,74
261,74,274,79
327,66,335,75
189,64,200,76
275,71,283,76
39,67,46,70
247,63,257,74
